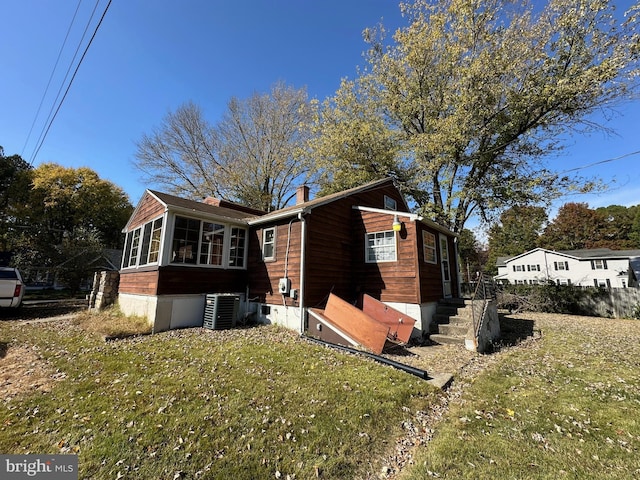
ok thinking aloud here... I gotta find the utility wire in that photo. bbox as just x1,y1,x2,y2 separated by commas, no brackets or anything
29,0,112,166
558,150,640,174
28,0,101,165
21,0,84,158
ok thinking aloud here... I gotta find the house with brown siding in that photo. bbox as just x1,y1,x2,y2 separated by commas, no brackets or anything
119,178,459,337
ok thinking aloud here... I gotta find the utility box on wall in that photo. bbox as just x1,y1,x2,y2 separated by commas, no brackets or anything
278,277,290,294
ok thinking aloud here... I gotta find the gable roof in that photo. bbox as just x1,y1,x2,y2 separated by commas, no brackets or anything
148,190,260,222
499,247,640,265
248,178,402,225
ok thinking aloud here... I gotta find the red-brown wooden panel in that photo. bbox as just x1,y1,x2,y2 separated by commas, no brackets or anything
323,293,389,354
361,294,415,343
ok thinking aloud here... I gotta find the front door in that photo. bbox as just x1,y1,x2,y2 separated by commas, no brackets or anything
439,234,452,297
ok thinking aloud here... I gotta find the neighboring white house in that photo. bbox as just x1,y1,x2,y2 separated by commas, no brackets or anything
495,248,640,288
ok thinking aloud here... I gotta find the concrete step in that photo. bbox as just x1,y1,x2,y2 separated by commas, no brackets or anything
429,333,466,345
438,323,470,336
432,314,471,326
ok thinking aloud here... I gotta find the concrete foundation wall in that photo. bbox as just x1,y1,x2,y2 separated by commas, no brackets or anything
258,303,303,332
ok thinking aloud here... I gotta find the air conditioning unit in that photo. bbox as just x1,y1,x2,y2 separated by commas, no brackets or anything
204,294,239,330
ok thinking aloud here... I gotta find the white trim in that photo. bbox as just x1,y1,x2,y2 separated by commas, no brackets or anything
353,205,422,222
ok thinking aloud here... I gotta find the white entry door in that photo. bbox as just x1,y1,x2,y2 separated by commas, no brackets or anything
439,234,452,297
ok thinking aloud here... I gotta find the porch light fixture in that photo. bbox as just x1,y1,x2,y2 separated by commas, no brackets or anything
392,215,402,232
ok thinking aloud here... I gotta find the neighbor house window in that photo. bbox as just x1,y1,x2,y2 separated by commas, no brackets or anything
594,278,610,288
366,231,397,263
384,195,397,211
262,227,276,261
200,222,225,266
554,261,569,271
527,264,540,272
422,231,437,264
229,227,247,268
591,259,608,270
513,265,524,272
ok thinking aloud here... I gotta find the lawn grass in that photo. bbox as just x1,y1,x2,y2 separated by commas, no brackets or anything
401,313,640,480
0,318,438,479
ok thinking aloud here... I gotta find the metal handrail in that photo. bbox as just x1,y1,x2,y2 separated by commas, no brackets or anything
471,273,496,338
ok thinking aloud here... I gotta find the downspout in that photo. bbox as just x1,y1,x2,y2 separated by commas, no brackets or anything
298,211,307,334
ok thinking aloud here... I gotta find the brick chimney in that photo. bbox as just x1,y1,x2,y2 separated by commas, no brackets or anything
296,185,310,205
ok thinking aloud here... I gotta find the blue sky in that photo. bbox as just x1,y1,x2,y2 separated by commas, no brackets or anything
2,0,639,226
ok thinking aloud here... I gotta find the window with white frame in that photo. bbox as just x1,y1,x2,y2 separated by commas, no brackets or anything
591,259,608,270
122,217,164,268
262,227,276,261
554,261,569,271
229,227,247,268
167,215,247,269
200,222,225,266
527,264,540,272
366,231,397,263
593,278,610,288
422,231,437,264
513,265,524,272
172,216,200,264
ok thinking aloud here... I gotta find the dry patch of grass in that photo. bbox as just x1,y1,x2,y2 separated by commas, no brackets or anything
72,307,152,338
402,312,640,480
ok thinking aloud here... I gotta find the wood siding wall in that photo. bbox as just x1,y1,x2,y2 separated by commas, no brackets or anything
248,220,302,306
351,210,421,304
119,265,247,296
416,224,447,302
156,266,247,295
127,193,164,231
119,269,159,295
304,184,410,307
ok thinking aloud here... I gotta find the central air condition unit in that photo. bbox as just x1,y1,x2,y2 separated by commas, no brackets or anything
204,294,239,330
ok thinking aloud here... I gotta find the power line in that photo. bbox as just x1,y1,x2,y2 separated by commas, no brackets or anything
28,0,113,166
21,0,84,158
558,150,640,174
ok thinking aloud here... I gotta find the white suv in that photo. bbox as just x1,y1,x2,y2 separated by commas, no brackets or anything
0,267,25,308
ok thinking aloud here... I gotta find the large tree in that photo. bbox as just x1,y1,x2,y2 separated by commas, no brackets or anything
135,82,313,211
309,0,639,233
11,164,133,283
486,205,548,274
539,202,605,250
0,147,32,252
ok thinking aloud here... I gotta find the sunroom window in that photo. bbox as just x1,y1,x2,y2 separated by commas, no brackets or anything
171,216,200,264
200,222,225,266
366,231,397,263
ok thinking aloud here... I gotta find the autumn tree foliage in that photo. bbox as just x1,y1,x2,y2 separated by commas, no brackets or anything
8,163,133,289
539,202,640,250
486,205,548,274
308,0,640,233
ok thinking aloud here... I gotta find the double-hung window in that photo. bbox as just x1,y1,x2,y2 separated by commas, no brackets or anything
366,231,397,263
422,231,437,264
262,227,276,261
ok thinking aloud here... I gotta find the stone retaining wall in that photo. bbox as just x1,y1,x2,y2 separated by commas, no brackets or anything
88,271,120,310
